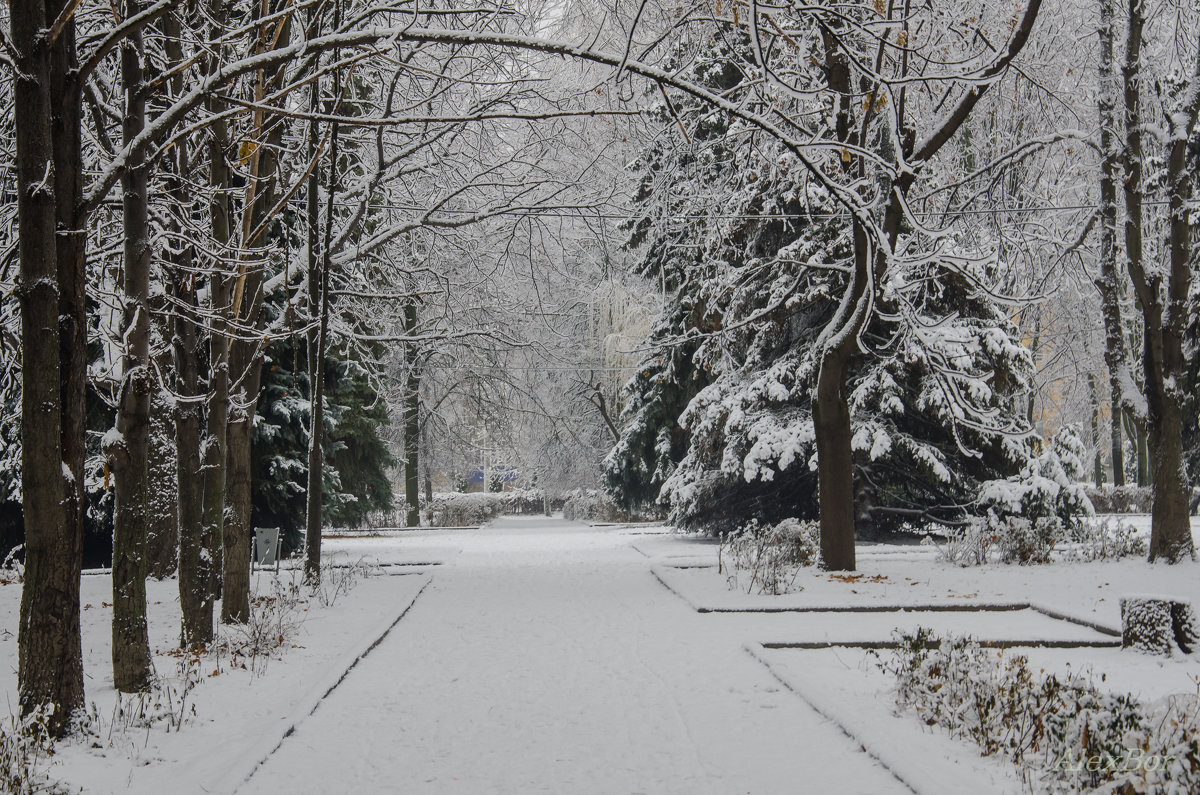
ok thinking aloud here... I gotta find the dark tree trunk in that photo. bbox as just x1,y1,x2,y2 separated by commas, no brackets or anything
223,9,291,621
1096,0,1127,487
162,14,213,649
304,90,329,582
106,5,154,691
49,0,86,714
202,109,232,608
404,302,421,528
1136,422,1150,487
223,365,259,623
14,0,84,735
814,345,856,570
146,386,179,579
173,258,212,643
1089,374,1104,487
1145,35,1200,561
1129,16,1200,561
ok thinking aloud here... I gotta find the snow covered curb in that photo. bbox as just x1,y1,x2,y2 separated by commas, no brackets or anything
226,576,431,793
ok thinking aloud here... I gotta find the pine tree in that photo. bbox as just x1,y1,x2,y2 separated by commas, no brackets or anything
607,26,1038,536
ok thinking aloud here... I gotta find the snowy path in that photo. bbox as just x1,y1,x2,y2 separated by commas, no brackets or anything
240,517,907,794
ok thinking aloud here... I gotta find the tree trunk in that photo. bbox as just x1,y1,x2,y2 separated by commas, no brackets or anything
304,92,328,582
201,73,233,607
146,387,179,579
1136,422,1150,487
223,10,291,621
1145,35,1200,562
223,367,259,623
1089,374,1104,487
162,14,213,649
814,340,856,571
49,0,86,715
14,0,84,734
107,5,154,691
173,260,212,644
1096,0,1128,487
404,302,421,528
1123,0,1151,495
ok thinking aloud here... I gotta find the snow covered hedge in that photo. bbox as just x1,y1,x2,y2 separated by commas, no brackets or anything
561,489,661,523
928,517,1146,567
1084,485,1153,514
423,493,505,527
881,630,1200,793
421,489,561,527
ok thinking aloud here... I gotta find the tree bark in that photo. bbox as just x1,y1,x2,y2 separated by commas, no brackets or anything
404,302,421,528
49,0,87,715
106,5,154,691
146,386,179,579
14,0,84,734
1096,0,1127,487
304,86,329,582
162,14,213,649
202,79,233,610
1089,374,1104,487
223,7,292,621
1145,34,1200,562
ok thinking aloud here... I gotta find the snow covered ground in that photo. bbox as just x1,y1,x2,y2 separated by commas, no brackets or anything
4,514,1200,793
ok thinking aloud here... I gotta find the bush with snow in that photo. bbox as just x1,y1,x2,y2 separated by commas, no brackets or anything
719,518,819,595
1085,485,1153,514
929,514,1146,567
421,489,558,527
879,629,1200,793
423,492,504,527
561,489,647,522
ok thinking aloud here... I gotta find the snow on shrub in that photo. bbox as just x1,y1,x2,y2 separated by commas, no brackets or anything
879,629,1200,794
1060,519,1147,562
929,425,1096,566
421,489,557,527
928,515,1146,567
1085,485,1153,514
719,518,819,595
978,426,1093,531
424,492,503,527
561,489,651,522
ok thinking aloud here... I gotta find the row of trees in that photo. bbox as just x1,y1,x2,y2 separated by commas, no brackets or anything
1,0,649,735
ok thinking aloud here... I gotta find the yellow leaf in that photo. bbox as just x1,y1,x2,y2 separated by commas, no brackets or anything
238,140,259,165
841,147,851,163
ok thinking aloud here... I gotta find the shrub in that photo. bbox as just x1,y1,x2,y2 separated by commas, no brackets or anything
719,518,819,595
928,515,1146,567
879,630,1200,793
423,492,503,527
421,489,561,527
1060,518,1147,562
0,705,66,794
1085,485,1153,514
561,489,650,522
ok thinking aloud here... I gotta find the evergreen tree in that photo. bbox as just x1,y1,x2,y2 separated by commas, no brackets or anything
251,328,394,552
607,28,1038,536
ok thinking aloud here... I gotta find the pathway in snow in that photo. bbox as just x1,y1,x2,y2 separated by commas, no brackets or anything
240,517,908,794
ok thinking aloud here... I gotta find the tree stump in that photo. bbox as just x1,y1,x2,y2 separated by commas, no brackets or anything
1121,596,1200,655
